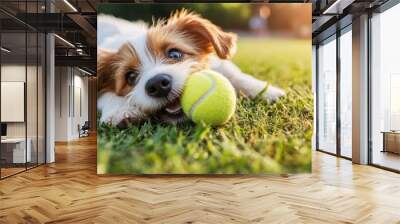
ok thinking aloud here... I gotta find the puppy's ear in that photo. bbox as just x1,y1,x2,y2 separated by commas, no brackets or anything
98,44,139,96
167,9,237,59
97,48,118,94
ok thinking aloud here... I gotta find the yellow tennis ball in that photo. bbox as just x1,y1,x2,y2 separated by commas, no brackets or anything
181,69,236,126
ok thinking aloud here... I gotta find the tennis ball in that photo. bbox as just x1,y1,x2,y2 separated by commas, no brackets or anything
181,69,236,126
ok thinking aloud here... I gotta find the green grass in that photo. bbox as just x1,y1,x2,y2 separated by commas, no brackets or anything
97,38,313,174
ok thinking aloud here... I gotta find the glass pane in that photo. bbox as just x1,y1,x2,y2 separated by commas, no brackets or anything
340,29,352,158
371,4,400,171
27,31,38,169
38,32,45,165
318,37,337,154
25,0,39,170
1,30,27,177
312,45,317,151
0,0,46,178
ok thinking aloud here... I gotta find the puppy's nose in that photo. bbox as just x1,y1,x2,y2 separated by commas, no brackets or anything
145,74,172,98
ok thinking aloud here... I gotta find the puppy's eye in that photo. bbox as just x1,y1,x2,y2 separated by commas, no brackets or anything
166,48,183,60
125,71,138,86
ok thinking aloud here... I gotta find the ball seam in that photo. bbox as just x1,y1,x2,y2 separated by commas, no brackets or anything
188,73,217,119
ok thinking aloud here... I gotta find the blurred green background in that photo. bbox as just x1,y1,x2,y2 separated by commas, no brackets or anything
98,3,252,30
97,3,311,38
97,3,312,174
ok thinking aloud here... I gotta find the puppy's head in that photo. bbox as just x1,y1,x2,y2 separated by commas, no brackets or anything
98,10,237,124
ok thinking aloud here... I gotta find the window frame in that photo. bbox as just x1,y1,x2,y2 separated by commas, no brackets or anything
315,23,353,160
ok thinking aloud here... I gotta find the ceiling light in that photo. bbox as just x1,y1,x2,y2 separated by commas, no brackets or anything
1,47,11,53
78,67,93,76
76,48,85,55
323,0,354,15
54,34,75,48
63,0,78,12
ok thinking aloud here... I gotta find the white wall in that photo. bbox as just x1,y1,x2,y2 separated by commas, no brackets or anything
72,73,89,138
54,67,89,141
55,67,69,141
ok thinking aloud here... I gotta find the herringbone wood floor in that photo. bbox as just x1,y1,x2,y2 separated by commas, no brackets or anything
0,136,399,224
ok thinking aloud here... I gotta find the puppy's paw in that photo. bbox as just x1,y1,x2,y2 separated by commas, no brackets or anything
99,114,113,125
115,111,145,128
100,110,137,127
263,85,285,103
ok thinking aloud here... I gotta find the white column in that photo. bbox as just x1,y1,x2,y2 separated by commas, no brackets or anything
45,1,56,163
46,33,55,163
352,14,369,164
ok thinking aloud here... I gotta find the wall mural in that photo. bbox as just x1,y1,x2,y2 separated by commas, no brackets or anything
97,3,313,174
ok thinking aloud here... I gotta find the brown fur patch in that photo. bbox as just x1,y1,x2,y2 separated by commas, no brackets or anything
147,27,208,64
97,43,141,96
146,9,237,65
97,49,118,94
163,9,237,59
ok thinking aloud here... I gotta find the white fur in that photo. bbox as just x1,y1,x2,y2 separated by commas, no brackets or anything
98,14,148,52
97,92,130,124
97,15,285,125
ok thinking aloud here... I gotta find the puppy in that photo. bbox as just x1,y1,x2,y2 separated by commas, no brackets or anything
97,10,285,127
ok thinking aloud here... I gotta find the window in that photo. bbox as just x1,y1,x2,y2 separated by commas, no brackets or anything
0,1,46,179
371,3,400,171
339,28,352,158
317,36,337,154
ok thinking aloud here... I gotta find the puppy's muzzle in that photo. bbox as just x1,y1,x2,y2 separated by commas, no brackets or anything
145,73,172,98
